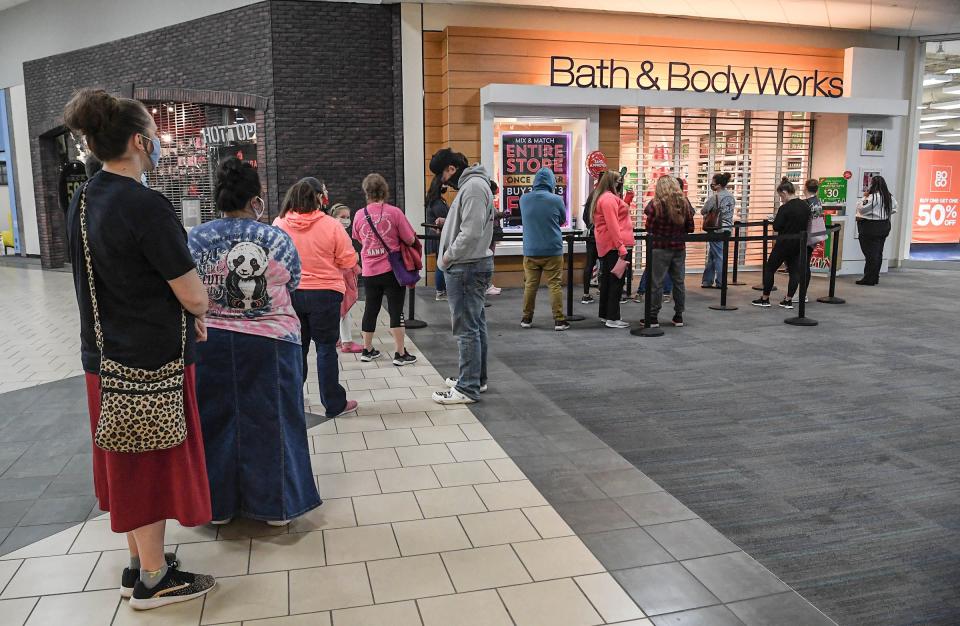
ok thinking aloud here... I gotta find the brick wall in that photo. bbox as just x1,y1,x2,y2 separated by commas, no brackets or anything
23,0,403,268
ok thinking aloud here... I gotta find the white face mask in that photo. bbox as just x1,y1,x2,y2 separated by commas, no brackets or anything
253,197,265,221
338,218,351,228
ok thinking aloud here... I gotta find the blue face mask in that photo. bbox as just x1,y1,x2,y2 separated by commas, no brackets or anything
143,135,161,168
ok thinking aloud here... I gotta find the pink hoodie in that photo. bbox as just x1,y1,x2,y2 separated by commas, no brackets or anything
594,191,634,257
274,211,357,292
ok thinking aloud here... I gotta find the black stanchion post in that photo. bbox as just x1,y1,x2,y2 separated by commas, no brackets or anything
404,285,428,329
625,248,634,297
817,224,846,304
753,219,777,292
709,231,738,311
785,232,818,327
631,232,664,337
565,232,586,322
730,222,746,286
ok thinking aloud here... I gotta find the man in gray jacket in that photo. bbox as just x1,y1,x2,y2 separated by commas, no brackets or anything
430,148,495,405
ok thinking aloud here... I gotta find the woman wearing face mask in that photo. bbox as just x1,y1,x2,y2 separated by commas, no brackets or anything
189,159,321,528
752,178,812,308
64,88,215,609
328,203,363,353
275,178,359,416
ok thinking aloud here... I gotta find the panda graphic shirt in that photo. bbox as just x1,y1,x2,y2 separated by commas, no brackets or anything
188,218,302,344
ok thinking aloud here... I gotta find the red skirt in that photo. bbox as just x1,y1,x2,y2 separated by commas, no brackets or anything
85,365,212,533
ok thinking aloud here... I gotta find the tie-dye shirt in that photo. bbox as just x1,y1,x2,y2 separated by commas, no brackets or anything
188,218,301,344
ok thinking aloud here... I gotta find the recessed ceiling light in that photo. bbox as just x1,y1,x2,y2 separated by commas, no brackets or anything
945,68,960,74
930,100,960,110
922,138,947,143
942,86,960,95
922,113,960,121
167,106,174,112
919,129,937,133
937,132,960,137
924,74,952,86
920,123,947,129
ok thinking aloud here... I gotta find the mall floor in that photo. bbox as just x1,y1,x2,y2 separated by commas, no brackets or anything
0,262,955,626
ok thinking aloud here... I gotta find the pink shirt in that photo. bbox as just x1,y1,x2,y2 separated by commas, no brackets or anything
352,203,417,277
594,192,634,257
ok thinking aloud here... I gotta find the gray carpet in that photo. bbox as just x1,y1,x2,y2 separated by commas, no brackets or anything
408,269,960,626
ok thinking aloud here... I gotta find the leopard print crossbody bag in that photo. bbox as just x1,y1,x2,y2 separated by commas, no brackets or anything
79,186,188,453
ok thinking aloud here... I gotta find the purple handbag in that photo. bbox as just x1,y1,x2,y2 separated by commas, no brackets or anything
364,206,421,287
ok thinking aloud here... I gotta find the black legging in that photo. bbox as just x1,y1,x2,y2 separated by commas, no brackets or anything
787,245,814,298
857,218,891,284
362,271,405,332
762,241,803,296
598,250,625,321
582,237,598,295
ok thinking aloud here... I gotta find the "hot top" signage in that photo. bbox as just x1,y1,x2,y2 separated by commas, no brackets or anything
550,56,844,101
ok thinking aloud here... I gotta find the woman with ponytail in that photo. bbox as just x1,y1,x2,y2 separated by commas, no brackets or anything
856,175,897,285
189,158,321,529
752,177,812,308
644,176,695,328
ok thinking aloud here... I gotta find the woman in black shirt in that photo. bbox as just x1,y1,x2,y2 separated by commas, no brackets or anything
752,178,812,308
425,174,450,300
64,88,216,610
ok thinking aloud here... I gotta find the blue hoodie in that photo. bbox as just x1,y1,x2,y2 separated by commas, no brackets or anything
520,168,566,257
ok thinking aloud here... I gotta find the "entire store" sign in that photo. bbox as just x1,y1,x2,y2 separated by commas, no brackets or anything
550,56,844,100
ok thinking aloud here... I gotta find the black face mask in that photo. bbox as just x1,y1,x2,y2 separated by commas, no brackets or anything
447,166,467,190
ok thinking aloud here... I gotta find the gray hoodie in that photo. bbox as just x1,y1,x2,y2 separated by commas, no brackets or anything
701,188,736,232
438,164,494,270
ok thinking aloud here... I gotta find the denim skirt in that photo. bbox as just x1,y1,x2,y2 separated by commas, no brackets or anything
195,328,321,522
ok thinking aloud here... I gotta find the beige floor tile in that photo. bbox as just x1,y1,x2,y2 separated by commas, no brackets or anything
397,365,437,378
68,518,128,553
458,423,492,441
523,506,575,539
412,386,440,399
332,600,421,626
575,573,646,623
399,398,446,413
324,524,399,564
171,539,251,579
113,596,205,625
475,480,548,511
26,589,119,626
486,458,526,481
217,517,288,540
316,471,381,499
356,400,403,415
307,420,337,436
165,521,219,545
0,525,81,560
393,516,471,556
415,486,487,518
314,433,366,453
364,367,402,378
201,572,288,624
431,461,499,487
288,498,357,533
363,428,418,449
348,378,390,391
498,579,603,626
0,560,21,591
397,444,456,467
441,544,531,592
250,530,326,573
2,552,99,599
311,452,345,475
447,440,508,462
342,448,401,472
459,509,539,547
0,598,36,626
244,614,331,626
386,375,427,388
382,413,432,429
377,466,441,493
513,536,604,581
368,554,454,603
418,589,513,626
341,360,379,371
428,408,478,425
345,390,374,403
412,425,467,445
372,387,416,401
289,563,372,614
335,415,385,433
353,492,423,525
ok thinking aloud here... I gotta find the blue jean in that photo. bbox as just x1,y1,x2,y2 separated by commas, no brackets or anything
196,328,321,522
701,240,723,287
443,256,493,400
435,268,446,292
292,289,348,417
638,268,672,295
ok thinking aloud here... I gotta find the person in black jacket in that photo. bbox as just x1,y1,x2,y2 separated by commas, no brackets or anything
752,178,811,308
424,175,450,300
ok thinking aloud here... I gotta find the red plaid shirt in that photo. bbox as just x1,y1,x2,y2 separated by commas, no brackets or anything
643,200,695,250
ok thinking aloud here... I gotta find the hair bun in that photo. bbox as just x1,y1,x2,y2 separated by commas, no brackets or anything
63,88,119,136
781,177,790,184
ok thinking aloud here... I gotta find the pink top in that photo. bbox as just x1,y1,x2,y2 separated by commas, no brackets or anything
594,191,634,257
352,203,417,277
273,211,357,292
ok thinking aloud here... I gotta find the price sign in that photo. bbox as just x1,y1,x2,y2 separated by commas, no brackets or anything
912,148,960,245
818,177,847,208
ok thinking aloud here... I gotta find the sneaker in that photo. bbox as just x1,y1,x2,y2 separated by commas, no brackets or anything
620,295,629,304
432,388,476,405
340,341,363,354
129,567,216,611
664,294,671,302
435,291,447,301
599,318,607,323
445,377,487,393
330,400,359,418
360,348,382,362
209,518,233,526
778,298,794,309
605,319,630,329
266,519,292,527
633,292,644,303
520,317,533,329
644,318,660,328
121,553,179,599
672,314,684,327
554,320,571,331
751,298,771,307
580,294,595,304
393,351,418,366
485,285,502,296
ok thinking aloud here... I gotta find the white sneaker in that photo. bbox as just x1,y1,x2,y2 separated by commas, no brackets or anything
432,388,476,405
605,319,630,329
210,518,233,526
445,377,487,393
485,285,502,296
266,519,291,527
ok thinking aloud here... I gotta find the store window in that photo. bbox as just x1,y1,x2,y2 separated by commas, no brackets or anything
144,102,257,227
911,40,960,261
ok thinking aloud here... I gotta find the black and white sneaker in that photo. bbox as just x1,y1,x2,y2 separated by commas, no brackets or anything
520,317,533,329
778,298,794,309
554,320,571,331
360,348,382,362
120,553,179,599
751,298,771,308
580,294,595,304
393,351,418,366
445,377,487,393
435,291,447,302
672,314,684,327
129,567,216,611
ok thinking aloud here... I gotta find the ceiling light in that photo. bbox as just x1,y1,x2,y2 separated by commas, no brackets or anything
920,123,947,129
167,106,174,112
151,108,157,114
919,129,937,134
946,68,960,74
922,138,946,143
160,133,172,143
921,113,960,121
937,132,960,137
923,74,952,86
918,105,928,110
930,100,960,110
943,86,960,95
